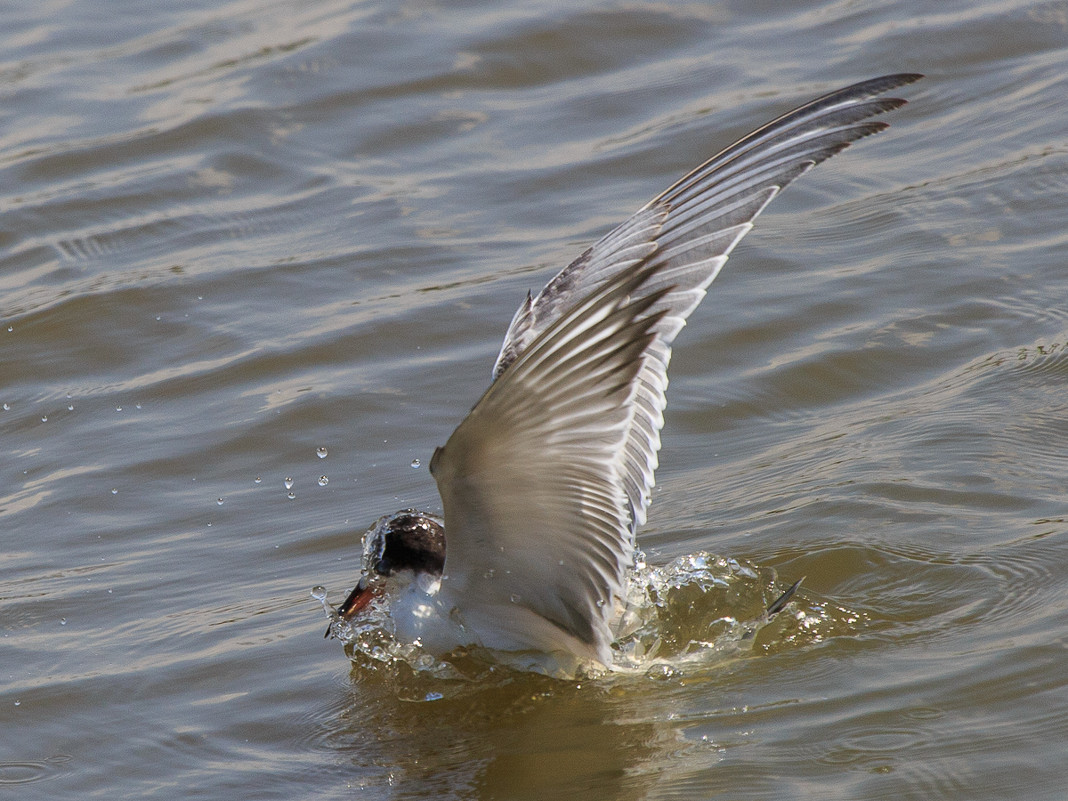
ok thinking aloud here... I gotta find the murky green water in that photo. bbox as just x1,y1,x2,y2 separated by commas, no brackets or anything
2,1,1066,799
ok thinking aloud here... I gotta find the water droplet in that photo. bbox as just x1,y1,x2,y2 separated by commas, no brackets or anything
410,458,421,469
41,416,47,422
115,406,122,412
318,475,329,486
135,403,142,409
287,491,296,500
6,326,12,333
59,618,67,626
283,477,294,490
2,403,8,411
316,446,328,459
310,585,327,601
254,476,262,484
424,691,444,702
509,594,521,604
13,700,19,707
111,488,118,495
67,404,74,411
66,393,72,399
216,498,224,505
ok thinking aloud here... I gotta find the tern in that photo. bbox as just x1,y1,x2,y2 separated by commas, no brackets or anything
329,74,922,677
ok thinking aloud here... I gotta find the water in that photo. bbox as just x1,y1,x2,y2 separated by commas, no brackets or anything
325,525,860,681
2,1,1067,799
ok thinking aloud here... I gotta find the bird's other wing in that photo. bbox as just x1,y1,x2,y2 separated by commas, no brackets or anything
491,73,922,531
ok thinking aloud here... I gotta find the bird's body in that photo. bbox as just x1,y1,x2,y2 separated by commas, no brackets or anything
329,74,922,677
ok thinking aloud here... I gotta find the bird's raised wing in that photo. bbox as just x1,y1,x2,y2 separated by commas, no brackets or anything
430,75,921,672
492,74,922,533
430,262,669,669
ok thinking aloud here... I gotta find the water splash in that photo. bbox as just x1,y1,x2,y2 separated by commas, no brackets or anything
320,540,861,686
610,553,791,671
313,586,351,641
318,582,461,681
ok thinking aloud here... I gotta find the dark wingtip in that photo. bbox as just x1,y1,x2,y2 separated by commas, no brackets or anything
848,73,924,96
879,72,925,86
801,73,924,119
846,73,924,111
766,577,805,617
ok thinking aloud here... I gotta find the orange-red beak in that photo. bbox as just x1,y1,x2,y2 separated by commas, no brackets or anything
325,576,381,638
337,576,379,620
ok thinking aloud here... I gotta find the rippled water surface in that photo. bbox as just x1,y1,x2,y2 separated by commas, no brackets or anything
3,1,1067,799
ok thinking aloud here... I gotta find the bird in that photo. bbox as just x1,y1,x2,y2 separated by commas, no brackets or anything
327,74,923,677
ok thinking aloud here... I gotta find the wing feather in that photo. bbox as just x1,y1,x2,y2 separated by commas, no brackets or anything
431,264,669,667
491,74,922,529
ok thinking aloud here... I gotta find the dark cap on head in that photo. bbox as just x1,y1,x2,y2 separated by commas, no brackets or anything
372,512,446,577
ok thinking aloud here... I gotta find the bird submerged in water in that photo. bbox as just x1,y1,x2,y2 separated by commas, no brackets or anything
327,74,922,677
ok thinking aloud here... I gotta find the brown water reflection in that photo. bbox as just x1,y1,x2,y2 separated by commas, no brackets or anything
2,1,1067,800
